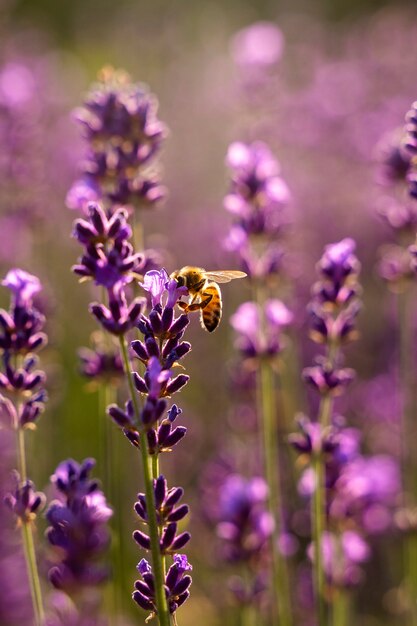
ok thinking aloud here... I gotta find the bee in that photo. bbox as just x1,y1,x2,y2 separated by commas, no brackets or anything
170,266,247,332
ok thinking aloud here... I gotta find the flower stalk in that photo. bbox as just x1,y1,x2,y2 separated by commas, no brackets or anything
255,286,292,626
119,334,171,626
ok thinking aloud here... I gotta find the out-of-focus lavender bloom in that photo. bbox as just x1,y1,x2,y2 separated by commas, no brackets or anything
230,299,292,361
45,590,108,626
231,22,284,70
4,473,45,523
330,456,400,533
315,530,370,588
302,358,355,396
224,139,291,288
405,101,417,156
308,239,361,346
376,129,413,189
46,458,112,593
133,554,192,616
313,238,361,307
216,474,273,562
68,67,167,213
78,336,124,385
378,243,414,286
225,141,290,235
289,415,339,458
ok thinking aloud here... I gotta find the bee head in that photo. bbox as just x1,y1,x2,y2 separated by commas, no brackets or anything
175,275,186,287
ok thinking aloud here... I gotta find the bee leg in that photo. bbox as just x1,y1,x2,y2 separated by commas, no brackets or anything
188,294,212,311
179,294,213,314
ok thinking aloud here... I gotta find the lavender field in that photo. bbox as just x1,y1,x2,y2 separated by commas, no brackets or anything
2,1,417,625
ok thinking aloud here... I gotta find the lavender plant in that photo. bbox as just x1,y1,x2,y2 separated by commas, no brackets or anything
224,140,293,626
0,268,48,626
107,269,193,625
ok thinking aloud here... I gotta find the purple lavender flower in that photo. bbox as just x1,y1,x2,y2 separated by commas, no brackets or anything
68,67,167,213
4,473,45,524
0,270,47,429
89,285,146,336
78,340,124,384
72,202,132,246
133,554,192,616
230,299,292,360
108,270,191,436
133,475,190,555
302,358,355,396
216,474,273,562
46,458,112,593
330,455,400,533
231,22,284,71
313,530,370,588
308,239,361,347
0,269,47,355
225,141,290,236
2,269,41,309
405,101,417,155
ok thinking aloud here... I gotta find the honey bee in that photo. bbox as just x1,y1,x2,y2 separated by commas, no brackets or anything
170,266,247,332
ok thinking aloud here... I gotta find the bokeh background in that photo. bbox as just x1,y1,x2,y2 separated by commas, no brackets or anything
1,0,417,624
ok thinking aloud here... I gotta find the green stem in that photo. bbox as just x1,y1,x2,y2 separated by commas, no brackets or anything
99,382,123,623
332,588,349,626
398,290,417,626
119,336,171,626
16,427,45,626
17,427,27,480
312,451,326,626
240,602,257,626
152,453,160,480
255,286,292,626
21,520,45,626
312,344,339,626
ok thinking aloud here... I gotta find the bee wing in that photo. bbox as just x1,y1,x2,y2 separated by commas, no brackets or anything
204,270,247,284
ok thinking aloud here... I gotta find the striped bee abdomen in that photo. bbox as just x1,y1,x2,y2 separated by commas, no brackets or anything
200,282,222,332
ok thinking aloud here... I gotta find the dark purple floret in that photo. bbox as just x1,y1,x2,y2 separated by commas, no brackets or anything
0,269,47,356
72,202,132,246
73,238,144,289
90,287,146,335
4,473,45,523
302,359,355,395
133,554,192,616
78,343,124,382
51,458,99,502
289,415,339,457
134,476,189,526
405,101,417,155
